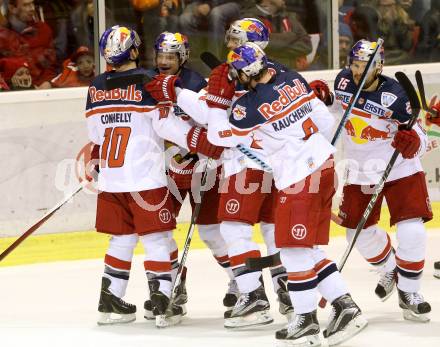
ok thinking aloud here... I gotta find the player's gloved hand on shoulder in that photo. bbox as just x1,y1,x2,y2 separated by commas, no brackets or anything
309,79,334,106
145,74,181,104
84,144,100,182
187,126,224,159
206,63,235,110
391,125,421,159
426,96,440,126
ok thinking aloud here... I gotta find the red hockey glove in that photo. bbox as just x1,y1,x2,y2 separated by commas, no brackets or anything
391,125,421,159
85,144,100,182
426,96,440,126
206,63,235,110
187,126,224,159
144,74,181,104
168,154,197,190
309,79,334,106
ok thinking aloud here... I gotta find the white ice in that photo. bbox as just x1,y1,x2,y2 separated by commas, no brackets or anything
1,232,440,347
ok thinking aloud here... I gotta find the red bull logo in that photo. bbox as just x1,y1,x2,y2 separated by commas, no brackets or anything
246,22,262,35
360,125,391,141
345,119,355,136
227,51,243,64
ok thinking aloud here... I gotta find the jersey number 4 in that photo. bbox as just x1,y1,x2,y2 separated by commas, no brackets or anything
101,127,131,168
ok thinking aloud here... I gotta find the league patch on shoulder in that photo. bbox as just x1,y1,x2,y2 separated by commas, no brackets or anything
381,92,397,108
232,104,247,121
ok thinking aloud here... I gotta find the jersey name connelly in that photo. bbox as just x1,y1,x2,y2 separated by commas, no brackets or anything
88,85,142,103
101,113,132,124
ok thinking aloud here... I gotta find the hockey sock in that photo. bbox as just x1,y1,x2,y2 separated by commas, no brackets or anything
103,234,138,298
260,222,285,292
141,231,173,297
281,248,318,314
396,218,426,292
220,221,262,293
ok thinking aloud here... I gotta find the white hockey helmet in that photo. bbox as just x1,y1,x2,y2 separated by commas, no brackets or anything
227,42,268,78
154,32,190,65
225,18,269,49
99,25,141,65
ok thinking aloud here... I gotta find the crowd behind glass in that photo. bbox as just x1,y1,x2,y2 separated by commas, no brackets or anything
0,0,438,91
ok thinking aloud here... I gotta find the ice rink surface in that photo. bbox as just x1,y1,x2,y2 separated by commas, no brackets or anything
1,232,440,347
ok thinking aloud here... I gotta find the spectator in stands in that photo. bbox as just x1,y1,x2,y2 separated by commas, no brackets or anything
50,46,94,88
349,4,379,42
339,22,353,67
241,0,312,70
418,0,440,62
0,0,7,27
376,0,414,64
70,0,94,50
0,57,34,90
0,0,57,88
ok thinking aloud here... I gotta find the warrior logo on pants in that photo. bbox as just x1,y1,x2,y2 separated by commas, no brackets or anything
159,209,172,223
291,224,307,240
226,199,240,214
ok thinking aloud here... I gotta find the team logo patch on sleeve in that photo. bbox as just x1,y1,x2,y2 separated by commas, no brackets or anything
232,104,247,121
381,92,397,108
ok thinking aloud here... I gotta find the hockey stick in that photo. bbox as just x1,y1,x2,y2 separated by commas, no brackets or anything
318,71,421,308
104,72,152,91
156,158,214,328
200,51,222,70
331,38,384,146
0,183,85,262
415,70,438,118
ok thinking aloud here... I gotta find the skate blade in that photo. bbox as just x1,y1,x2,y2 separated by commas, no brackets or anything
379,286,396,302
144,309,155,321
97,312,136,325
433,270,440,279
276,334,321,347
327,314,368,346
155,313,183,328
224,310,273,329
402,309,430,323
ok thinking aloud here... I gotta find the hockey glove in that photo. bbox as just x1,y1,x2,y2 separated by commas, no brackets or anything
85,144,100,182
145,74,181,104
391,125,421,159
168,153,198,190
187,126,224,159
426,96,440,126
309,79,334,106
206,63,235,110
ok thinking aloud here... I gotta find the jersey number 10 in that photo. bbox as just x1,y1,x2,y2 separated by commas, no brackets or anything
101,127,132,168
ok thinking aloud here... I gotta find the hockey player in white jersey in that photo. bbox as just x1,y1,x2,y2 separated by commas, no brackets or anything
150,42,368,344
143,31,235,320
87,25,223,327
333,40,433,322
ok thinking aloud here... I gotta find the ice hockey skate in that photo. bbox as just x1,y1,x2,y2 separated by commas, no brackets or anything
434,261,440,279
398,288,431,322
97,277,136,325
224,285,273,329
323,294,368,346
223,279,240,318
148,280,184,328
275,310,320,347
375,268,397,301
277,277,294,319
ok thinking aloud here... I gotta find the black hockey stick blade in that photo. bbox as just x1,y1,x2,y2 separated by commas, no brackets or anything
415,70,438,118
245,252,281,271
395,71,421,128
104,73,151,91
200,51,222,70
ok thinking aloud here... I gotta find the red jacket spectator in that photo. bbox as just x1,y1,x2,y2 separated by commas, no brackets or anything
51,46,95,88
0,74,10,91
0,0,57,87
0,56,34,90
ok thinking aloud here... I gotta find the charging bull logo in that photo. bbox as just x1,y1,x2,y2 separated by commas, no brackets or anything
246,22,263,35
345,117,392,144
